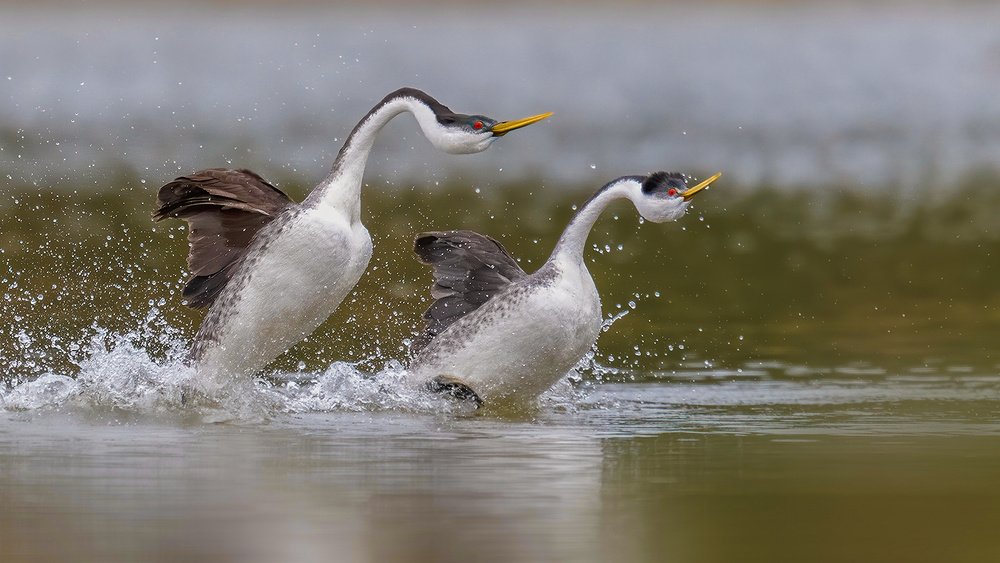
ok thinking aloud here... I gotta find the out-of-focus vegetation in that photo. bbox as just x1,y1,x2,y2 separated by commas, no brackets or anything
3,171,1000,384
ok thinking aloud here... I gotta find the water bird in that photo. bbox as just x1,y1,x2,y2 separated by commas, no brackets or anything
153,87,551,391
408,171,721,406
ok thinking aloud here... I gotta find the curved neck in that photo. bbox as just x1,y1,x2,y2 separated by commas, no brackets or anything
548,180,634,267
303,92,438,222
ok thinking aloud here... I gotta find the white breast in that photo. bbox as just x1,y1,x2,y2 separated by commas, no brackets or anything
410,262,602,402
195,206,372,387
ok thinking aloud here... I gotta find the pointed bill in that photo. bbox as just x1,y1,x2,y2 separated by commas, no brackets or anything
682,172,721,201
490,112,553,136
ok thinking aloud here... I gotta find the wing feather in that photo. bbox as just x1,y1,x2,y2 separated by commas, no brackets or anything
413,230,527,349
153,168,296,309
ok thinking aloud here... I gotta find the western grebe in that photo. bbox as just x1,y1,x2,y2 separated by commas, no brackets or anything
153,87,550,391
408,171,720,406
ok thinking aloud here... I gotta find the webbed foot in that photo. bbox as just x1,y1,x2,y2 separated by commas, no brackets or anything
427,375,482,409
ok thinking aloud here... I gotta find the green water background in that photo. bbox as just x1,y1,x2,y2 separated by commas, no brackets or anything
4,170,1000,383
3,4,1000,560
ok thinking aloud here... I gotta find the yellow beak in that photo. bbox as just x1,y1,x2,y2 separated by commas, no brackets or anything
682,172,721,201
491,112,553,136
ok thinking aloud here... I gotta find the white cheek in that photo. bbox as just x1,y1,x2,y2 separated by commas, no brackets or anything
669,201,691,221
422,124,494,154
444,133,496,155
476,135,498,152
641,200,689,222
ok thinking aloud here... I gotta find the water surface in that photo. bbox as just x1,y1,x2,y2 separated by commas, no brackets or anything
3,371,1000,562
4,181,1000,561
3,2,1000,561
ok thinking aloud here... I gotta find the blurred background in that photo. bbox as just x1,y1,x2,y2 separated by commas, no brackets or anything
3,0,999,188
3,0,1000,380
4,2,1000,563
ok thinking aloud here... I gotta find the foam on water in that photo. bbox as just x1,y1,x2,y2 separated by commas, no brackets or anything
4,325,198,417
1,325,523,421
0,288,645,420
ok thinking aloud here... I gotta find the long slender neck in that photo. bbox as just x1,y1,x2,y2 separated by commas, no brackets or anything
548,180,633,268
303,94,437,223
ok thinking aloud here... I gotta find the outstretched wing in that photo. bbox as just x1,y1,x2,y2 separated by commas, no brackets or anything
153,168,296,309
413,230,527,349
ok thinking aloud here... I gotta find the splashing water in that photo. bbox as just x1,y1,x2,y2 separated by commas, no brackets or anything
1,319,556,421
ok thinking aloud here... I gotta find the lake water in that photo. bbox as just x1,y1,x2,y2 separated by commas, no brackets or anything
3,2,1000,561
3,372,1000,562
3,2,1000,189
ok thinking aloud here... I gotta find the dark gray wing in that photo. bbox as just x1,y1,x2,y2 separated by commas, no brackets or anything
153,168,296,309
413,230,527,349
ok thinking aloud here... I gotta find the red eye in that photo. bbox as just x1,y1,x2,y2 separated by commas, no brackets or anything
668,189,677,196
473,121,483,130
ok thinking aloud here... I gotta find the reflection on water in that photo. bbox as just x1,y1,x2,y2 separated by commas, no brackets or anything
3,367,999,562
598,431,1000,562
3,168,1000,560
0,411,604,562
4,2,1000,560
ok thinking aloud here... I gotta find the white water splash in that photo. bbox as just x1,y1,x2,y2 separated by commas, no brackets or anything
1,326,491,420
2,373,81,411
274,360,444,414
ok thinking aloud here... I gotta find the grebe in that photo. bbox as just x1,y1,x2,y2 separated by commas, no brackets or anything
153,87,550,391
408,171,720,406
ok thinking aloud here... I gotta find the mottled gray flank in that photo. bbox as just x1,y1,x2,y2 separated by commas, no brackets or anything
412,243,562,367
412,274,543,367
187,208,304,362
412,230,527,350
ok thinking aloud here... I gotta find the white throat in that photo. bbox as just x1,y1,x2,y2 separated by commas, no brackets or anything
549,179,637,267
303,95,442,224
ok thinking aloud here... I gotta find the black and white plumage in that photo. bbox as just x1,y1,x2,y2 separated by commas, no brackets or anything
408,171,720,405
153,87,550,390
412,230,527,350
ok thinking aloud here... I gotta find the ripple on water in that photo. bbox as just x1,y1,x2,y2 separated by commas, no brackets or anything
4,329,999,434
1,329,478,422
556,354,1000,436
